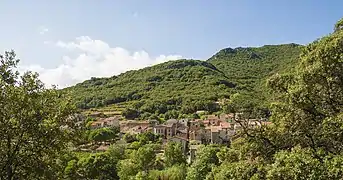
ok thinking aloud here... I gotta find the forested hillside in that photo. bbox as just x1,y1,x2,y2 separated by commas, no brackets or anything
208,43,303,90
65,60,236,119
65,44,303,119
1,15,343,180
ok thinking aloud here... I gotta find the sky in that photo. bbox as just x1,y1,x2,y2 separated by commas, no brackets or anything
0,0,342,88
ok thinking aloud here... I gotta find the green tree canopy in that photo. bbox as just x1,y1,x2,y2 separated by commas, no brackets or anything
213,17,343,180
267,17,343,156
186,145,220,180
334,17,343,32
164,142,187,167
87,127,118,143
64,145,126,180
0,51,78,179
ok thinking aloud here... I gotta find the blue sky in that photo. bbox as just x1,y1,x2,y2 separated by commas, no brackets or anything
0,0,342,87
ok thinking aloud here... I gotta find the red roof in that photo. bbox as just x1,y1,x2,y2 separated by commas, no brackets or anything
262,121,273,126
220,122,230,128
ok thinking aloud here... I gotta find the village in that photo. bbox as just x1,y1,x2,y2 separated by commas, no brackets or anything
87,112,272,162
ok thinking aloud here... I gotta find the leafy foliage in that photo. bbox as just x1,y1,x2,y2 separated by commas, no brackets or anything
207,17,343,180
186,145,220,180
117,144,157,180
87,127,119,143
164,142,187,167
63,145,126,179
208,43,302,87
149,164,187,180
65,60,233,116
4,17,343,180
66,44,303,119
209,43,303,108
266,146,324,179
267,20,343,155
0,51,78,179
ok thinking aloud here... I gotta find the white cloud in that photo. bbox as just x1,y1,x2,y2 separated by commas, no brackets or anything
21,36,182,88
56,36,111,55
39,26,49,35
43,41,52,44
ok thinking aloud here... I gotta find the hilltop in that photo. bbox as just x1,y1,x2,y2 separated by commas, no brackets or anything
64,60,236,119
208,43,303,89
65,43,303,119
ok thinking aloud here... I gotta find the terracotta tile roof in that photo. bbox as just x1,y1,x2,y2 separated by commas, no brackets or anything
262,121,273,126
220,122,230,128
205,126,223,132
207,115,217,119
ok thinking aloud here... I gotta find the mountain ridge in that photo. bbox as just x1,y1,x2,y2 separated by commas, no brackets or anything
65,43,303,119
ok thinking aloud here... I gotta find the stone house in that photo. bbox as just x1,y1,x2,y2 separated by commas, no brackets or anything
189,129,204,142
120,120,151,134
165,123,177,137
210,127,221,144
154,125,167,137
90,116,120,129
120,120,150,129
189,119,203,131
127,125,151,134
176,128,188,139
203,118,221,127
219,113,235,121
153,119,182,138
168,136,189,155
202,124,231,144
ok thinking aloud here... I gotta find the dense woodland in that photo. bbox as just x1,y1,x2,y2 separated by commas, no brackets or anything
0,18,342,179
65,43,302,120
65,60,235,119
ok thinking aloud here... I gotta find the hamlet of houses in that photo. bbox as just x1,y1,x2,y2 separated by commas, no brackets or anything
90,113,271,146
89,113,272,162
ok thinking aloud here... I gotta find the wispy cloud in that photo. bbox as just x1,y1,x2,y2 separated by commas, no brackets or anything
21,36,182,88
38,26,49,35
43,41,52,44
